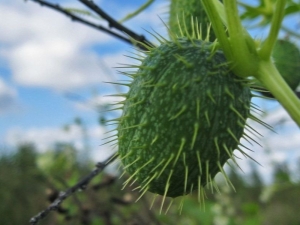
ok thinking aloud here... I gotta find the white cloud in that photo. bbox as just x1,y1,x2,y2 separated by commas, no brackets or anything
0,77,17,114
0,1,170,91
4,124,117,163
0,1,118,90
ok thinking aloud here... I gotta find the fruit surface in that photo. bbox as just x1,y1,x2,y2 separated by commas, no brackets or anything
169,0,216,41
117,38,251,198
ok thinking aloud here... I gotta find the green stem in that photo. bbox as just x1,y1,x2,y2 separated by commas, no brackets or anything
259,0,287,59
201,0,233,59
257,60,300,126
224,0,258,77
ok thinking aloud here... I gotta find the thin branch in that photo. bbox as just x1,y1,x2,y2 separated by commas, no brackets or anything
78,0,153,47
29,153,118,225
282,25,300,39
27,0,153,50
119,0,155,23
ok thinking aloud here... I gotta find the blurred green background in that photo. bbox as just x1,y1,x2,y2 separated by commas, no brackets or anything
1,130,300,225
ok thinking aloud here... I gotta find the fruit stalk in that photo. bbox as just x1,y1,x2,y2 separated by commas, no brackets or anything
257,60,300,126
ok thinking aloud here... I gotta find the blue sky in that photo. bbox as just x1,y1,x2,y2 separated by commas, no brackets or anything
0,0,167,158
0,0,300,182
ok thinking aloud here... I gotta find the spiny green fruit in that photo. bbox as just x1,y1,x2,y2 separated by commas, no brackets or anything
272,39,300,90
254,39,300,98
111,36,257,205
169,0,216,42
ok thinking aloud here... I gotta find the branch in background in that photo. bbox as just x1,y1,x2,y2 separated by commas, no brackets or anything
27,0,154,50
282,25,300,39
29,154,118,225
119,0,155,23
78,0,154,50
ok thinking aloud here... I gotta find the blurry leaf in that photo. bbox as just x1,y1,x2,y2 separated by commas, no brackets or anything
119,0,154,23
260,185,275,202
285,4,300,15
242,202,259,215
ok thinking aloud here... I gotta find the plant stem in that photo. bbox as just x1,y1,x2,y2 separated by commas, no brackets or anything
259,0,287,60
224,0,258,77
257,60,300,126
201,0,232,57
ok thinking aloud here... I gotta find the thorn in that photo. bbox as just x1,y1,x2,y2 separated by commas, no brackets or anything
100,138,118,146
173,138,186,167
217,161,236,192
103,81,131,87
178,196,185,214
165,199,174,214
127,98,145,108
149,158,166,174
174,54,193,68
140,171,157,191
123,156,141,170
196,98,200,120
191,122,199,149
205,160,209,188
157,154,174,178
135,186,149,202
245,124,264,138
150,194,158,210
243,131,262,147
206,90,216,104
214,137,220,158
150,135,159,145
102,106,124,113
104,93,128,98
123,54,143,62
184,165,188,195
196,151,202,174
119,122,147,131
225,86,235,99
160,169,173,214
249,114,275,132
227,127,240,143
204,111,211,127
229,104,246,121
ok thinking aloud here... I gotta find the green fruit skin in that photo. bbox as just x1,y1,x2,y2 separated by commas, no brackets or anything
272,39,300,90
118,39,251,198
169,0,216,41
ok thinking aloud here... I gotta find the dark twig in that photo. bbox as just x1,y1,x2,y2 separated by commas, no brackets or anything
27,0,153,50
29,153,118,225
78,0,154,49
